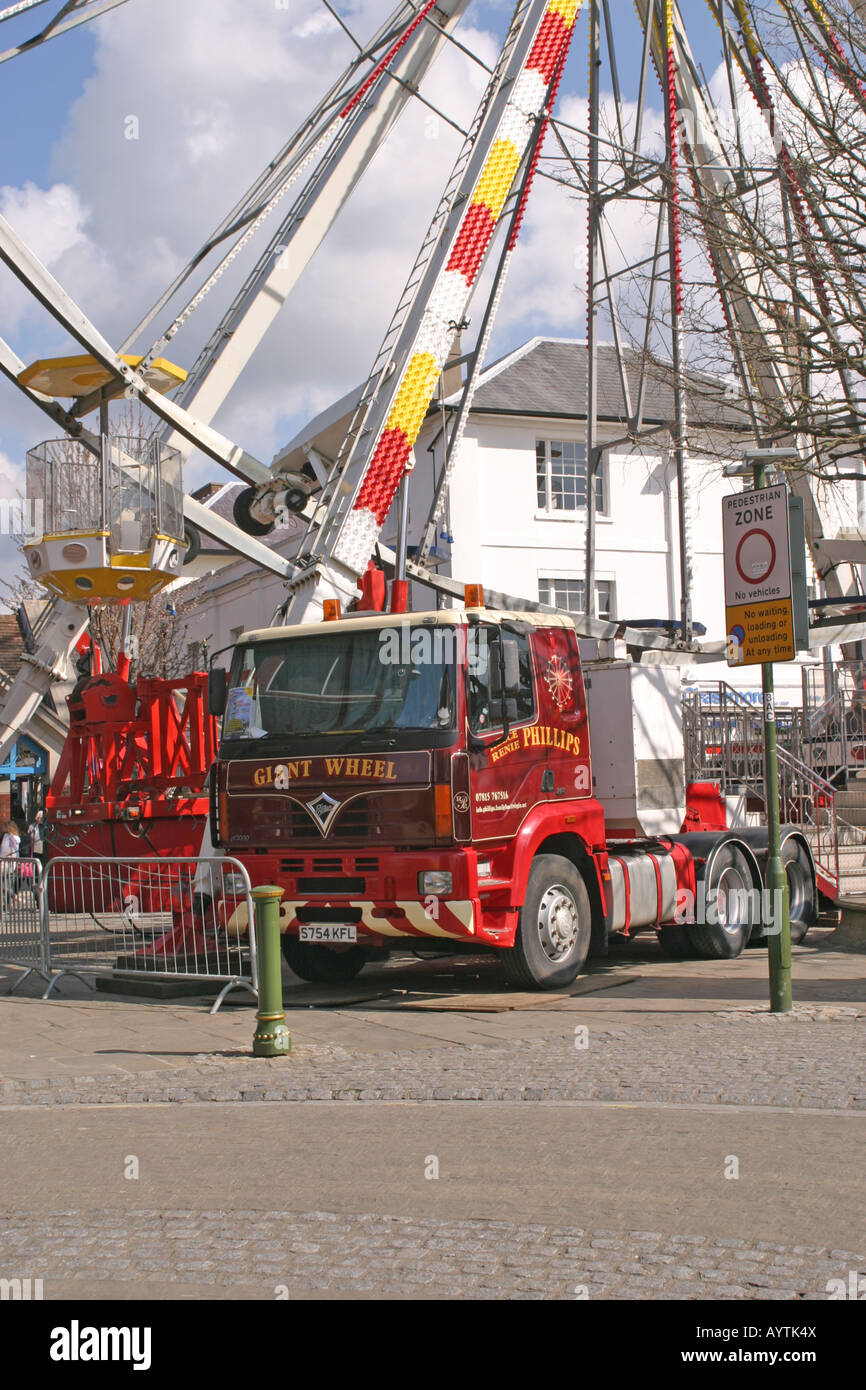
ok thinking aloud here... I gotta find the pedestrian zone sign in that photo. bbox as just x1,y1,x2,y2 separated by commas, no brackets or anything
723,484,795,666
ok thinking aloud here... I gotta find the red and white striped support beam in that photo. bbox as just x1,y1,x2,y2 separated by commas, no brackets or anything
333,0,584,574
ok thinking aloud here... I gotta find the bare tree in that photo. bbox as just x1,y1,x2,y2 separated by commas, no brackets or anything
568,0,866,488
676,0,866,477
0,572,47,611
89,580,205,682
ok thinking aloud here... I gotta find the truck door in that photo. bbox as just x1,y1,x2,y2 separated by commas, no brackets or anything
528,624,592,802
465,623,543,842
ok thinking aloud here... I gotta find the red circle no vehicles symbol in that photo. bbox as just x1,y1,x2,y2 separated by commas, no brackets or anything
735,528,776,586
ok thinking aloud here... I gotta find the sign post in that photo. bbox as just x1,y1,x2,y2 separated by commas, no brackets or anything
723,462,793,1014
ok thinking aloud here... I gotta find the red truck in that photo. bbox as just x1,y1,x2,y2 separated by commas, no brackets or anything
208,598,815,989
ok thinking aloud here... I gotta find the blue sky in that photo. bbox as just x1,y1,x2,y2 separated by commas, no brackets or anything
0,25,95,186
0,0,736,600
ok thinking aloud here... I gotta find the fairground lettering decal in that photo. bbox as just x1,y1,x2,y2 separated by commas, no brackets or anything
253,759,398,787
490,725,582,763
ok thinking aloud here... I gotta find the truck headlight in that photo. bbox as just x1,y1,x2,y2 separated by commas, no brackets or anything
222,872,247,894
418,870,453,895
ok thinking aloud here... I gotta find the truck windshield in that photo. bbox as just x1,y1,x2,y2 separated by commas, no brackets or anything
222,625,457,742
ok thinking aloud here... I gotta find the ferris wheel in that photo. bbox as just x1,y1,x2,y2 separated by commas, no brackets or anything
2,0,866,757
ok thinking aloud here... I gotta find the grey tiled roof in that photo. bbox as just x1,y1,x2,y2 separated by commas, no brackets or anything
193,481,245,525
466,339,749,429
190,482,303,551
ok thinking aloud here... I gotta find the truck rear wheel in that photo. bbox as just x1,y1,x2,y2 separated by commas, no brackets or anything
281,936,368,984
747,834,817,947
785,835,815,946
502,854,591,991
687,840,761,960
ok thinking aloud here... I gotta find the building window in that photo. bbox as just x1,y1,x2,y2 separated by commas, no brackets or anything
536,439,604,514
539,577,615,620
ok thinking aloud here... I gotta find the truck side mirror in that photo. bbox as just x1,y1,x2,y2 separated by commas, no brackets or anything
208,667,228,717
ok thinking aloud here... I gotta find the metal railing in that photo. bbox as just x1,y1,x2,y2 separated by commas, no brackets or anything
802,661,866,784
684,684,843,897
774,749,839,898
0,856,46,990
683,683,803,794
40,856,258,1014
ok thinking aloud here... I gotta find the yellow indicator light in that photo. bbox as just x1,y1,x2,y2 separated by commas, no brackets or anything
464,584,485,608
323,599,342,621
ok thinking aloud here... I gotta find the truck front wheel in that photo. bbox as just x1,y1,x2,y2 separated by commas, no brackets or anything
502,854,591,990
281,936,368,983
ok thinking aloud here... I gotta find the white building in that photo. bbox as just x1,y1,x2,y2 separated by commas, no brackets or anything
184,337,852,705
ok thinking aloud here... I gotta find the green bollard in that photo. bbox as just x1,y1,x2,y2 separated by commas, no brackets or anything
252,886,291,1057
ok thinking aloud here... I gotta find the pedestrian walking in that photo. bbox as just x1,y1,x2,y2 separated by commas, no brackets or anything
0,819,21,915
27,809,44,863
1,819,21,858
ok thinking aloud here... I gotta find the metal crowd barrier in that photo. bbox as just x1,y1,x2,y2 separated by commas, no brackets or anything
41,856,257,1014
0,856,46,991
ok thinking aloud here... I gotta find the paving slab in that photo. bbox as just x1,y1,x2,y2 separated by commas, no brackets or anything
2,930,862,1302
0,1104,863,1300
2,931,864,1091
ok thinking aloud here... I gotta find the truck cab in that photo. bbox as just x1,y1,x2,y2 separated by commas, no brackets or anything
210,604,611,988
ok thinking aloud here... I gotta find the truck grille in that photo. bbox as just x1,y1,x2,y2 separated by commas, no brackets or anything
279,856,380,875
284,798,372,840
298,877,365,894
296,906,363,924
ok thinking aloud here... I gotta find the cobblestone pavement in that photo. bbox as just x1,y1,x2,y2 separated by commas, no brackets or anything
3,944,864,1301
1,1209,861,1300
1,1012,863,1109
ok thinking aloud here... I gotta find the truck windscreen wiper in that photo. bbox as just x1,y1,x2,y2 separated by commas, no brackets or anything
340,730,400,748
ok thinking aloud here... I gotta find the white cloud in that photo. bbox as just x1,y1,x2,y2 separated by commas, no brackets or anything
30,2,495,445
0,450,20,488
0,2,603,482
0,181,88,266
183,102,237,164
292,11,339,39
0,180,111,340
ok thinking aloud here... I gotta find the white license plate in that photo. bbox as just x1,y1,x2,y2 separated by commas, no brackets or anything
298,924,358,943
